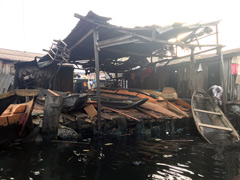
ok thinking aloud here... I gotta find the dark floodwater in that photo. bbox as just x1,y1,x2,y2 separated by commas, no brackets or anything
1,134,240,180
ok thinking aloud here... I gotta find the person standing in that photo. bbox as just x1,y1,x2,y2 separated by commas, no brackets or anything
208,85,223,105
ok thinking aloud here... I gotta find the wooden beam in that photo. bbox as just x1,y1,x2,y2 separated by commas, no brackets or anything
104,48,150,57
93,28,101,133
219,47,227,114
47,89,59,96
193,95,210,99
99,36,142,49
98,34,134,46
69,29,94,50
198,123,232,131
193,108,221,115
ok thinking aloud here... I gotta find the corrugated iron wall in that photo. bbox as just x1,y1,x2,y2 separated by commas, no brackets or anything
0,71,14,94
0,60,15,75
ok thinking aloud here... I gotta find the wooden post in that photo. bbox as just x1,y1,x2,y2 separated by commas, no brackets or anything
93,28,101,134
42,90,63,140
190,48,195,96
219,47,227,114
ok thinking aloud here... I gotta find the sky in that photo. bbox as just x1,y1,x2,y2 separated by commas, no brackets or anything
0,0,239,54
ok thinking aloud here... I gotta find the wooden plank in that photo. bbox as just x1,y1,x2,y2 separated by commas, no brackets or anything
19,99,34,136
136,107,161,119
61,113,76,122
103,106,140,121
101,113,114,121
194,108,221,115
165,101,189,118
193,95,210,99
176,98,191,109
84,105,97,118
47,89,60,96
140,102,181,119
198,123,232,131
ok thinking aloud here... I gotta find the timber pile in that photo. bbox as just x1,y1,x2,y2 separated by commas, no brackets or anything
30,88,192,139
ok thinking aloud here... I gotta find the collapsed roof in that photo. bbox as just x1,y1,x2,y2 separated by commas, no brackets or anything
41,11,220,73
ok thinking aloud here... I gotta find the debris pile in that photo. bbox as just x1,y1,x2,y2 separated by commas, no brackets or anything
0,87,192,143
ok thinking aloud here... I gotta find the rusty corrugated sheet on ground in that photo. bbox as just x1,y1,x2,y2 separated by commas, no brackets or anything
0,71,14,94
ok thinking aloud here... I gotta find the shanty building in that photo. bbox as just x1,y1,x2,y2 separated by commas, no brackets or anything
0,48,74,93
41,11,224,118
128,48,240,102
0,48,44,94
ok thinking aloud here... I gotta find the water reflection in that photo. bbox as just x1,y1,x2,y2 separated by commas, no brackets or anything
0,136,240,179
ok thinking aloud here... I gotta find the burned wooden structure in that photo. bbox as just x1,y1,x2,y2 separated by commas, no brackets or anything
0,49,44,94
129,49,240,102
40,11,223,124
14,60,74,92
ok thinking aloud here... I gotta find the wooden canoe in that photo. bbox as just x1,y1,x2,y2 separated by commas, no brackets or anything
191,89,240,144
0,89,39,143
91,88,188,118
91,87,163,103
91,95,148,109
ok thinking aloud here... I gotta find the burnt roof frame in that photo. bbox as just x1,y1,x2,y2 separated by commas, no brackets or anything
73,13,221,51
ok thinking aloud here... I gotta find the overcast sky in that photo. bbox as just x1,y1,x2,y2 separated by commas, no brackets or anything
0,0,239,54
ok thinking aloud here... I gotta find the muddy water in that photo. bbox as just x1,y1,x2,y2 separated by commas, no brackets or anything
0,134,240,180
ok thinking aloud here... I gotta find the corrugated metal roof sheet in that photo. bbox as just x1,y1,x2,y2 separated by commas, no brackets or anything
0,71,14,94
0,48,45,62
40,11,219,73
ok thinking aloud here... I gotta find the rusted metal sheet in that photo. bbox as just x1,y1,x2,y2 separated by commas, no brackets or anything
0,48,44,62
0,71,14,94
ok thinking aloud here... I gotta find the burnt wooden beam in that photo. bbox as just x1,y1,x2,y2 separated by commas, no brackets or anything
69,29,94,50
93,28,101,134
103,48,150,57
219,47,227,114
98,35,143,49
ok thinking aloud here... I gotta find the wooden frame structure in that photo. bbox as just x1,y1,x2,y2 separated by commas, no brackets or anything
41,11,226,132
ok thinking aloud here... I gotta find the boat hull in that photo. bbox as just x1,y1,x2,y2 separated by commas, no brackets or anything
191,89,240,144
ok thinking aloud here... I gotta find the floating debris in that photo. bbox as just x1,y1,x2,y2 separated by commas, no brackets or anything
73,150,81,156
67,156,73,163
133,161,142,166
32,171,40,175
163,155,173,158
105,143,113,146
177,163,189,168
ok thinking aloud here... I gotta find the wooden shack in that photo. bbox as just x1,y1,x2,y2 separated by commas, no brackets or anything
0,48,44,94
14,60,74,92
128,48,240,103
